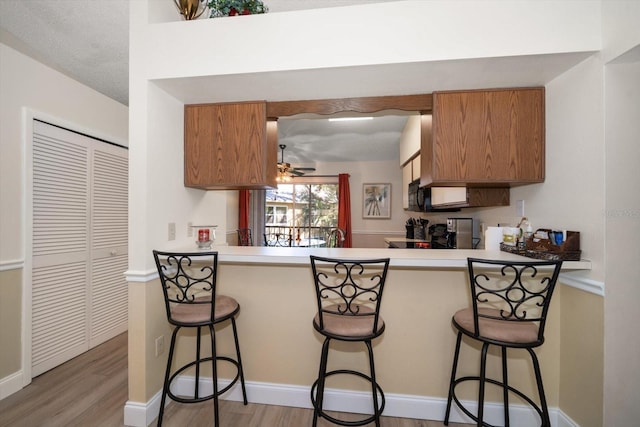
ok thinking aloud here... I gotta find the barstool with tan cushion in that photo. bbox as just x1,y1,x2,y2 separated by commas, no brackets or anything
444,257,563,427
309,255,390,427
152,250,247,427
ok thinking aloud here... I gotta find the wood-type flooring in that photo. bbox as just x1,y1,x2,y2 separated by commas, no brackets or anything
0,332,471,426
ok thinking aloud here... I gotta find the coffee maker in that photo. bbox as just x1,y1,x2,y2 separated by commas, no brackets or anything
445,218,473,249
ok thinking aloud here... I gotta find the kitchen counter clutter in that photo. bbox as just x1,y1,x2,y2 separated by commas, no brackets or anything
194,245,591,270
500,228,582,261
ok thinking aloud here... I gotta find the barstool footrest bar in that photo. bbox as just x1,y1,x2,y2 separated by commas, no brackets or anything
310,369,385,427
450,376,545,427
166,356,243,404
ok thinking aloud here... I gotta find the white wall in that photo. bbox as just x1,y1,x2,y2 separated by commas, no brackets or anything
603,56,640,427
142,0,600,83
601,2,640,425
602,0,640,62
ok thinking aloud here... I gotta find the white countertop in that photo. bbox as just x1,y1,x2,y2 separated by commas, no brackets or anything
186,245,591,270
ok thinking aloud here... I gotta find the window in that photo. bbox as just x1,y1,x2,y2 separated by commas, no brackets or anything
265,183,338,241
266,206,288,225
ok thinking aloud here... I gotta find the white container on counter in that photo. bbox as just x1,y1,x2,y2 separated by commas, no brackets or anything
484,226,504,250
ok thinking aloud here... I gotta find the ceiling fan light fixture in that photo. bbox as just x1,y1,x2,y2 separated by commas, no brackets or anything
277,144,315,182
276,167,291,182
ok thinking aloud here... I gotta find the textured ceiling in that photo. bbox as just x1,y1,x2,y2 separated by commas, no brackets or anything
0,0,130,105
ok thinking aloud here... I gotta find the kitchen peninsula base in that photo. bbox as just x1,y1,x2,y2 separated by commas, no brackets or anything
127,247,591,425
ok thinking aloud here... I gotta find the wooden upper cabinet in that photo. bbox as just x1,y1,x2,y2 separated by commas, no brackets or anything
184,101,277,190
422,87,545,187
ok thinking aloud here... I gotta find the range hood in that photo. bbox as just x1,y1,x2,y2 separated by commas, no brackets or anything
421,187,462,212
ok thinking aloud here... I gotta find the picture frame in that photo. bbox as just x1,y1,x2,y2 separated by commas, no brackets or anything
362,183,391,219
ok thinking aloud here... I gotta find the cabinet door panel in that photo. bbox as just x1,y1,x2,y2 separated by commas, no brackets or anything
184,105,216,186
185,102,274,189
431,88,544,185
215,102,266,184
434,92,484,181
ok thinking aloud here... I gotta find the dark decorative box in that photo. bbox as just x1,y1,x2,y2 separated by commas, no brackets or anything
500,229,581,261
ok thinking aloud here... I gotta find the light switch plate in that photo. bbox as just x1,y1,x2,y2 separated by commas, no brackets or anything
168,222,176,240
516,200,525,217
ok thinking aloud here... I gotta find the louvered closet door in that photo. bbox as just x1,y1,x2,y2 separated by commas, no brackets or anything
90,143,128,347
31,121,128,377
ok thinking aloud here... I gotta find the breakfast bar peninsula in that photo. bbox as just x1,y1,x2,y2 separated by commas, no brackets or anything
127,246,593,425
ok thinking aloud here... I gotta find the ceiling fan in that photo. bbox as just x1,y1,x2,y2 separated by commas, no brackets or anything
277,144,316,177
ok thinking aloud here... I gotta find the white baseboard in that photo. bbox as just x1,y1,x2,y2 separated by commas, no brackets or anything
123,376,574,427
556,408,581,427
0,370,24,400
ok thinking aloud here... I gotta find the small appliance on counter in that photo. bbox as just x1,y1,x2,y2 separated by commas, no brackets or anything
429,223,449,248
446,218,473,249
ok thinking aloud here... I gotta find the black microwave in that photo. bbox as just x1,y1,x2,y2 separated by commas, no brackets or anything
408,180,421,211
408,180,460,213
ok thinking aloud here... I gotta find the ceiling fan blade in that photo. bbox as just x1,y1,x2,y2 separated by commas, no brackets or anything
293,167,316,171
289,169,305,176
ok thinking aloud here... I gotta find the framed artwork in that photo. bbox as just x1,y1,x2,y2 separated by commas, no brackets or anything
363,183,391,219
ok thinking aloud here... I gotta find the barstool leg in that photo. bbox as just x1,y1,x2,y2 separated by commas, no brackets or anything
528,348,551,427
501,346,510,426
313,337,331,427
230,317,248,405
158,327,180,427
209,324,219,427
478,342,490,426
444,331,463,425
365,340,381,427
195,326,202,399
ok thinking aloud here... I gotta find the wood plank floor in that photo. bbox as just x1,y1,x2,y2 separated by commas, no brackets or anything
0,332,471,426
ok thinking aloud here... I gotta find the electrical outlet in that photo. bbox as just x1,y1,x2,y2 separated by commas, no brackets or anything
168,222,176,240
187,221,193,237
155,336,164,357
516,200,525,217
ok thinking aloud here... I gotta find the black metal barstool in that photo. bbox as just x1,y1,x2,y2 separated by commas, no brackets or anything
236,228,253,246
326,228,346,248
444,257,563,427
309,255,390,427
263,231,292,246
152,250,247,427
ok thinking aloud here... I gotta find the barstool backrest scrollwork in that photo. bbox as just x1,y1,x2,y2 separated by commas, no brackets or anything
466,257,563,345
153,251,219,326
310,255,390,339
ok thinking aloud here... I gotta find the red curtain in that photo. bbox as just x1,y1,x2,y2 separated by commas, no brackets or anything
338,173,352,248
239,190,250,229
